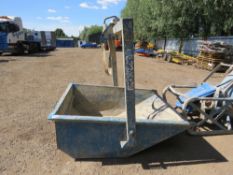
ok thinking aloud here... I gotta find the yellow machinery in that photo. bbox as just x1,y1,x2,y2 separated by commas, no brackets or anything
162,51,195,65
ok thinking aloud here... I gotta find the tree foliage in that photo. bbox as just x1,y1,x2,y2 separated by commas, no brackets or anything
79,25,102,43
54,28,67,38
121,0,233,41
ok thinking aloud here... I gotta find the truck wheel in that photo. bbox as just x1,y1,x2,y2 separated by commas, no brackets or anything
0,52,2,56
35,43,41,53
16,42,26,55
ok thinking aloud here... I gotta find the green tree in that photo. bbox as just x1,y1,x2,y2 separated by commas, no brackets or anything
121,0,233,52
121,0,141,40
79,25,102,43
55,28,67,38
161,0,198,52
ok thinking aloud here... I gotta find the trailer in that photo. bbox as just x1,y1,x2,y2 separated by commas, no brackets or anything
40,31,56,51
13,30,56,52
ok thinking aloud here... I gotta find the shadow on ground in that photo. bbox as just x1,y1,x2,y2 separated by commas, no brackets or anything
0,58,17,63
21,52,52,57
0,51,52,58
76,133,227,170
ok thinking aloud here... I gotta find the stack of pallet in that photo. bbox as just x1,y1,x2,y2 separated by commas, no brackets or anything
196,41,233,70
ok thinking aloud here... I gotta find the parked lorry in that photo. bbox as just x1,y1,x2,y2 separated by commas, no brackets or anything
0,16,40,54
0,16,56,55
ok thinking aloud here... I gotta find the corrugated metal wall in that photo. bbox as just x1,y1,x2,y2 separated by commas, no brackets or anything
156,36,233,56
56,39,74,48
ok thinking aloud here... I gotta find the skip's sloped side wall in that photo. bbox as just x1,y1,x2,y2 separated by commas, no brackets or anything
156,36,233,56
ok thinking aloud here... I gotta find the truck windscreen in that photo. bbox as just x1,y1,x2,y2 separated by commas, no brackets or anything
0,22,19,33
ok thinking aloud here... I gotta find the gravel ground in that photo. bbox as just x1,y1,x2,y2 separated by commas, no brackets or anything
0,48,232,175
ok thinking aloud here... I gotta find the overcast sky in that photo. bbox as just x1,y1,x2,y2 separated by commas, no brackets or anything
0,0,126,36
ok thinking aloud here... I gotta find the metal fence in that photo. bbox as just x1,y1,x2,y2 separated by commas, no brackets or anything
156,36,233,56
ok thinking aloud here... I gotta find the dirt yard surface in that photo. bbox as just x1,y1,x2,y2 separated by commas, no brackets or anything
0,48,232,175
